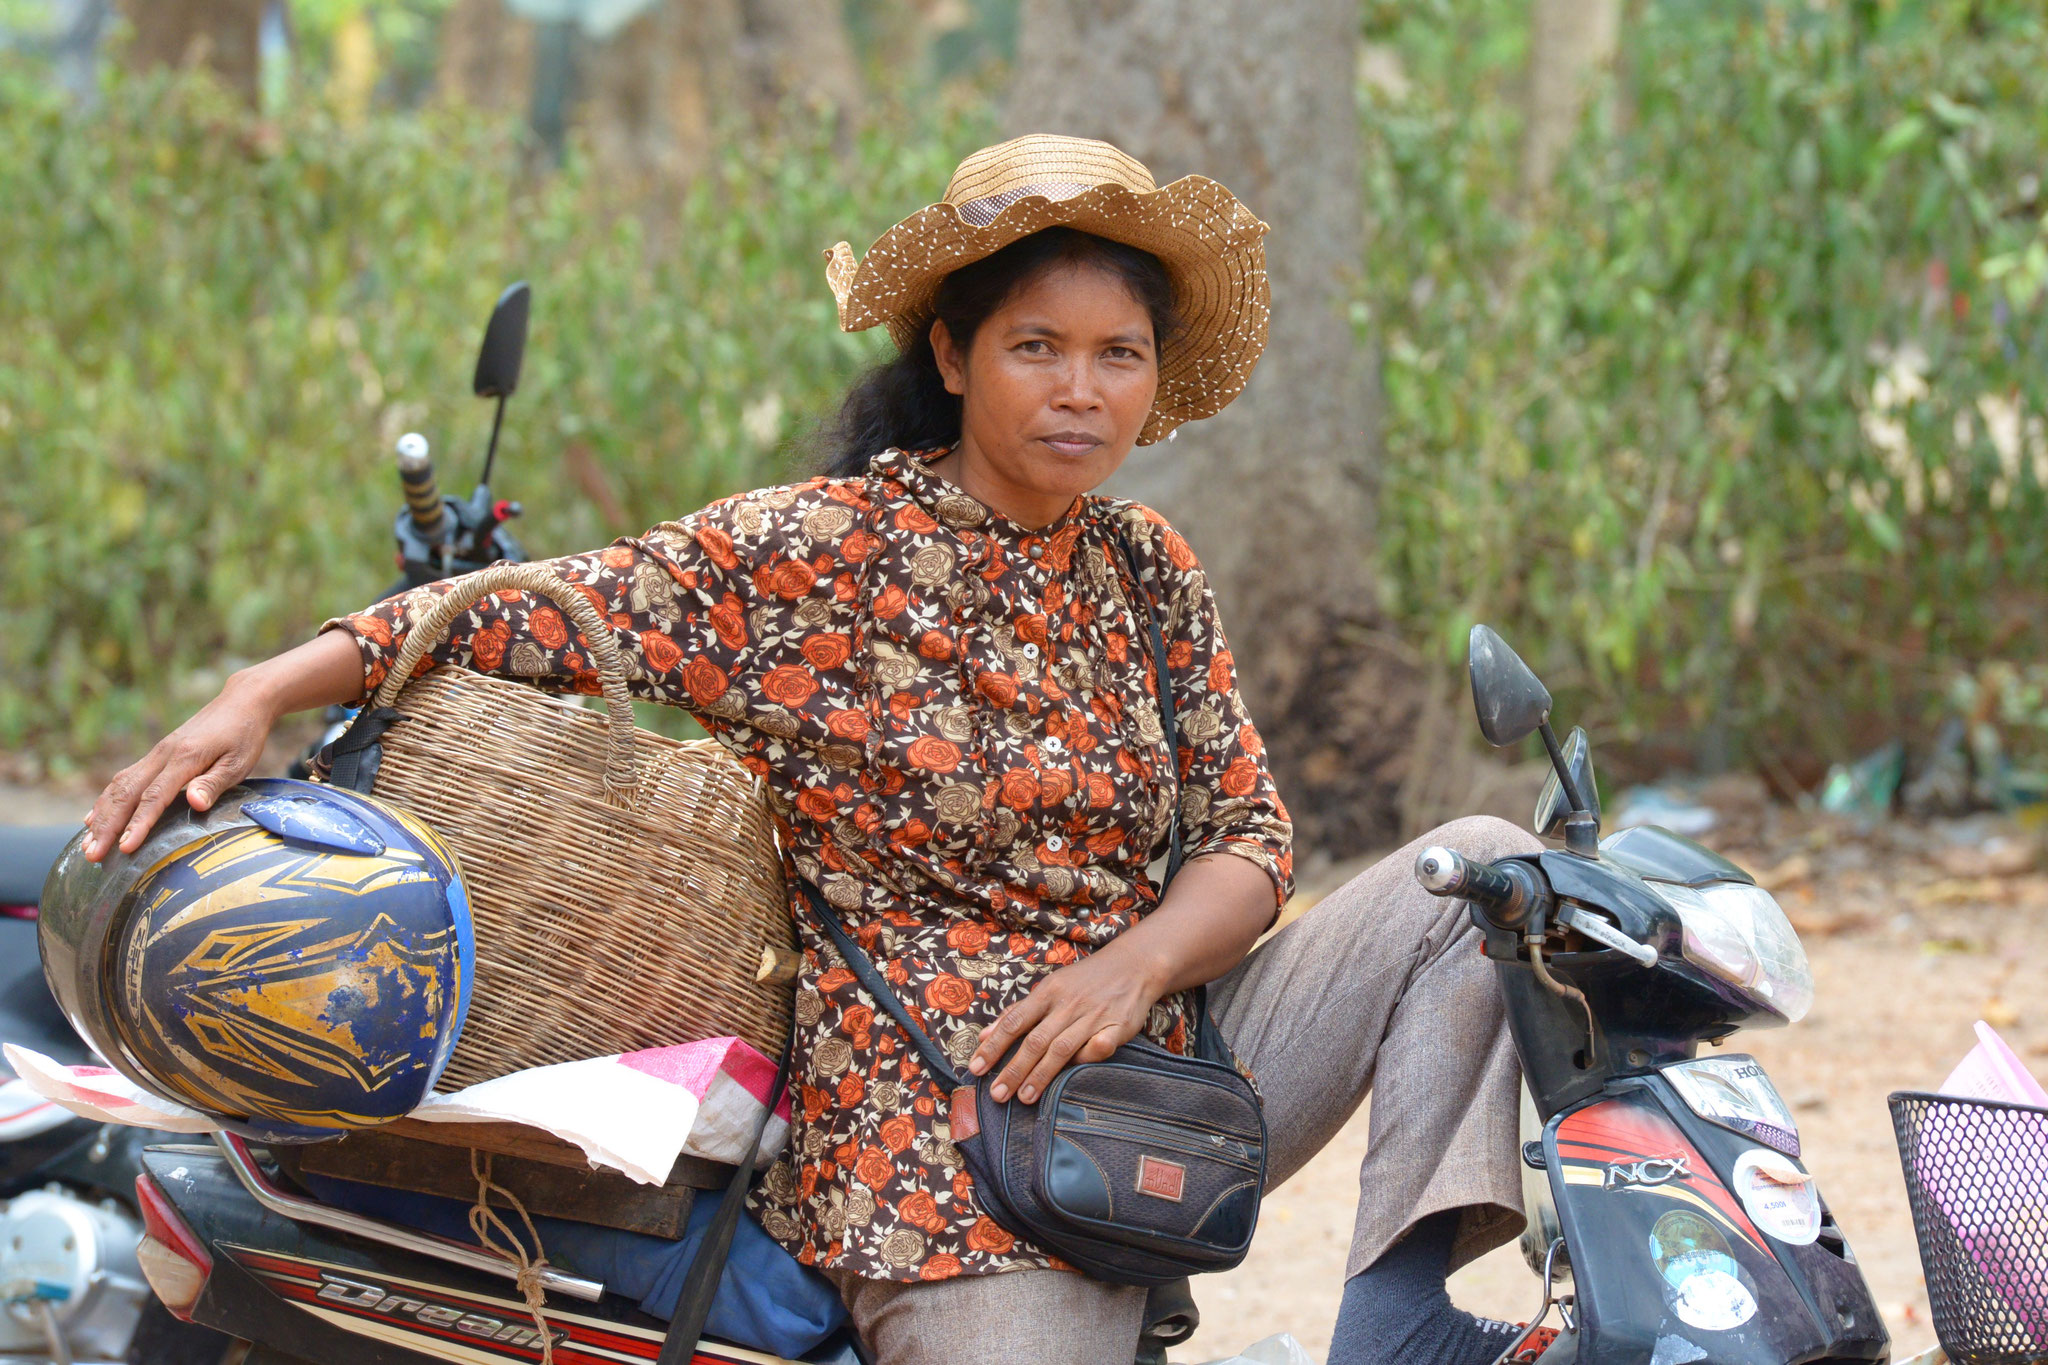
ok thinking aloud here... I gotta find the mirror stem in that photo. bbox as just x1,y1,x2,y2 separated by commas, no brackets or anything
1537,722,1585,811
479,393,508,490
1538,722,1601,856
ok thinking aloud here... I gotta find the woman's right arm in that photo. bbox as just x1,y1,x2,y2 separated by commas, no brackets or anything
85,495,795,863
84,630,366,861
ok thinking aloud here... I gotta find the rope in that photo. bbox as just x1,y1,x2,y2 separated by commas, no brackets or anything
467,1149,557,1364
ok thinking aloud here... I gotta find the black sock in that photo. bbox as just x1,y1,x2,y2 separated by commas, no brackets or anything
1326,1210,1524,1365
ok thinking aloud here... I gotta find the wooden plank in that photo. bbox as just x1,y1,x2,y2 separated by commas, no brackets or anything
381,1117,592,1168
284,1128,717,1239
369,1118,737,1191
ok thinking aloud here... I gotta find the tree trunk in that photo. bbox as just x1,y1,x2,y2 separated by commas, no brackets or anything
737,0,862,129
1520,0,1621,196
579,0,742,186
516,0,855,189
118,0,265,103
436,0,534,112
1010,0,1424,856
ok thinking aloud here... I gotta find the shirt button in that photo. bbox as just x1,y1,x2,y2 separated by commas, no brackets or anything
1022,643,1041,660
1027,543,1044,559
1043,737,1063,754
1045,835,1065,851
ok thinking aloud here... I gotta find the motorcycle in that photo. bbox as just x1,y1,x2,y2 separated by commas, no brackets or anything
0,283,538,1365
1417,627,1889,1365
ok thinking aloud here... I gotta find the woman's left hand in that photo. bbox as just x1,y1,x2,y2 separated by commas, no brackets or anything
967,948,1161,1104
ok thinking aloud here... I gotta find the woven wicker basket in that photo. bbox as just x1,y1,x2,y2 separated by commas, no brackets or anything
330,563,795,1091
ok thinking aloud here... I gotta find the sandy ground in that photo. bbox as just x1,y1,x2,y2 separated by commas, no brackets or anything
1176,810,2048,1362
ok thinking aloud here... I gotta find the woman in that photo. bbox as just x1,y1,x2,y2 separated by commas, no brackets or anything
85,135,1540,1364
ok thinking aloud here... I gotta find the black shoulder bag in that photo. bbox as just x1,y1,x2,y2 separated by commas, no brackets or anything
799,525,1266,1287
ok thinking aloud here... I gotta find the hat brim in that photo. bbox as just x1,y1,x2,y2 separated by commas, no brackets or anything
826,176,1269,445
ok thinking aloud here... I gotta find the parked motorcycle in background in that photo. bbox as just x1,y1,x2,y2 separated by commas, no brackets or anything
2,868,235,1364
0,285,537,1365
287,280,535,777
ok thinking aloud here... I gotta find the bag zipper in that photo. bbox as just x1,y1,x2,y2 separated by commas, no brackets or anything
1060,1087,1263,1145
1059,1105,1261,1169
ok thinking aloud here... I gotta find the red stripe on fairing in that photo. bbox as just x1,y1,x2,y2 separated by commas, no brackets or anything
233,1249,325,1278
1557,1098,1766,1249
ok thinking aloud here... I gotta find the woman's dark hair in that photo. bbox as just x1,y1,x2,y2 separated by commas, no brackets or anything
815,227,1180,477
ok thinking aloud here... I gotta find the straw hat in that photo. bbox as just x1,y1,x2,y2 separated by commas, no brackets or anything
824,134,1270,445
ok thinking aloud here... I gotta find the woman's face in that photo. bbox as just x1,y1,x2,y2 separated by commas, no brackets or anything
929,261,1159,528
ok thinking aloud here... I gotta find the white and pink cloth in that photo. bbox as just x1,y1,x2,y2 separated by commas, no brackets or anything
2,1036,788,1186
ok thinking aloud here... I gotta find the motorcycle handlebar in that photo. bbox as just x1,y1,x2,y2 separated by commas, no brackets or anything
1415,845,1549,930
395,432,446,540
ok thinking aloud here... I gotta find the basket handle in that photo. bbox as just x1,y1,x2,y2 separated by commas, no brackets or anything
373,562,640,795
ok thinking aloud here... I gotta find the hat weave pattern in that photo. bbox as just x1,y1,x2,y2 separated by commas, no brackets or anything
825,134,1270,445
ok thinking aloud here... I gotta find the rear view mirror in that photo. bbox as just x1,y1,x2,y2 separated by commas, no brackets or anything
473,281,531,399
1534,727,1599,838
1468,625,1552,748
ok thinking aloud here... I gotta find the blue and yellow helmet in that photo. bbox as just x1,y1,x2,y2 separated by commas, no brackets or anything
38,779,471,1142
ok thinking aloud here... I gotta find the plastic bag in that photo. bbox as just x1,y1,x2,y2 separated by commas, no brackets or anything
1194,1333,1320,1365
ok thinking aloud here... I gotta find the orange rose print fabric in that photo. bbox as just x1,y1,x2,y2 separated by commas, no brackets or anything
324,447,1293,1282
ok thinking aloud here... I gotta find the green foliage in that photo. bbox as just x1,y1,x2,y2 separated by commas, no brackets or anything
1365,0,2048,775
285,0,457,106
10,0,2048,785
0,63,980,766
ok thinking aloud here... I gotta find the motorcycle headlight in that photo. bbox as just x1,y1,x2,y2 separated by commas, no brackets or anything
1649,880,1813,1023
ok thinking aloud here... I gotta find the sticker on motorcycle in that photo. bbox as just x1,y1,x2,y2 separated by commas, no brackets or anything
1730,1148,1821,1246
1648,1210,1758,1333
1603,1155,1692,1191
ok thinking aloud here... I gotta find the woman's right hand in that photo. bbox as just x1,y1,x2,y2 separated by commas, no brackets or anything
83,679,279,862
83,630,369,862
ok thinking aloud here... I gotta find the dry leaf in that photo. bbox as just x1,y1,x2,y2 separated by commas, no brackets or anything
1937,836,2039,879
1911,877,2008,908
1789,908,1869,937
1757,852,1814,890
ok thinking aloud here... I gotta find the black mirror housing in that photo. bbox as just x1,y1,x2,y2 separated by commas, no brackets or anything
1468,625,1553,748
473,281,531,399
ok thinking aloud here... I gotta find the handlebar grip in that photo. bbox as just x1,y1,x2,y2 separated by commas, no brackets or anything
1415,846,1547,929
396,433,446,540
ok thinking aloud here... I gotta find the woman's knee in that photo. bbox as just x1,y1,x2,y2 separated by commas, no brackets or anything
1420,814,1542,862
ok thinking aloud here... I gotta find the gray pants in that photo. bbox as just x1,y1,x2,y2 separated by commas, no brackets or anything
830,816,1541,1364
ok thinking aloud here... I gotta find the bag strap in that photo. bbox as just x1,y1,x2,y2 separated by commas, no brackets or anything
1109,523,1183,885
655,1034,795,1365
803,882,965,1092
324,706,405,794
1112,524,1232,1066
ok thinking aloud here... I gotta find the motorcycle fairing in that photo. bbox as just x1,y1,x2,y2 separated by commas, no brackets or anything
227,1244,785,1365
143,1146,807,1365
1543,1078,1888,1365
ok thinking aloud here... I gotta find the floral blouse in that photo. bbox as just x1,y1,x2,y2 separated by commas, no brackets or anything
326,447,1293,1282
